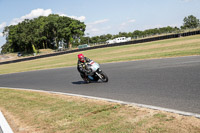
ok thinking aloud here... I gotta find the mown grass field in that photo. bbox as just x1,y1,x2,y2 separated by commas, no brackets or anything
0,35,200,132
0,34,200,74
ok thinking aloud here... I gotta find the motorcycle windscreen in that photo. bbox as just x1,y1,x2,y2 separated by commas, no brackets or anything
90,62,100,72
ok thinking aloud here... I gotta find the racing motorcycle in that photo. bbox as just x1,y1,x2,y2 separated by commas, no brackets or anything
83,60,108,83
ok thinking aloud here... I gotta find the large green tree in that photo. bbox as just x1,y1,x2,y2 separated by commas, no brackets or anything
1,14,86,53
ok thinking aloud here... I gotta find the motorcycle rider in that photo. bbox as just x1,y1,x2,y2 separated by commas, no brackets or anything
77,54,92,82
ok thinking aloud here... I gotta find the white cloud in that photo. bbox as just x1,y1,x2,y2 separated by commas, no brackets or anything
0,22,6,37
85,19,110,36
128,19,136,23
58,13,86,21
120,22,127,26
10,8,86,26
88,19,109,25
120,19,136,29
9,8,86,26
86,26,111,36
121,19,136,25
10,8,52,25
0,32,3,37
181,0,193,2
70,16,86,21
0,22,6,30
58,13,67,17
91,28,100,32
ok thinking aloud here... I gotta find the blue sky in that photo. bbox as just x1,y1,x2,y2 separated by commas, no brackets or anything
0,0,200,50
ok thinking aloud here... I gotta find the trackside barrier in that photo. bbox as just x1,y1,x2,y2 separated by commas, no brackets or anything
0,30,200,65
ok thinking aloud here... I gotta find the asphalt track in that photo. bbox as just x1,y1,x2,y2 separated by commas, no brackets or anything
0,56,200,114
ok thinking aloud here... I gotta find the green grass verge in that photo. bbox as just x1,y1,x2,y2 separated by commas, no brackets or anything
0,88,200,132
0,35,200,74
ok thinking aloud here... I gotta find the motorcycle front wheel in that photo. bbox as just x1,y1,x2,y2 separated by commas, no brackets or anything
99,71,108,82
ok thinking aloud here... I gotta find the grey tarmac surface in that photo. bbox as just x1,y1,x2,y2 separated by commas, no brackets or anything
0,56,200,114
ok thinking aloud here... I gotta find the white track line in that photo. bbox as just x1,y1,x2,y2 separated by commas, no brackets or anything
0,111,13,133
1,87,200,119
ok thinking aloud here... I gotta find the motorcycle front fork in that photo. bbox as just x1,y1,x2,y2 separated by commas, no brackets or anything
95,70,103,79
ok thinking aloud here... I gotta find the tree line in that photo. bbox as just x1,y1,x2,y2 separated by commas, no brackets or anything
1,15,199,54
81,15,200,45
82,26,179,45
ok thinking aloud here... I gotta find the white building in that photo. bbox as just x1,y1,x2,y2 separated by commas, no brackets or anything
106,37,131,44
